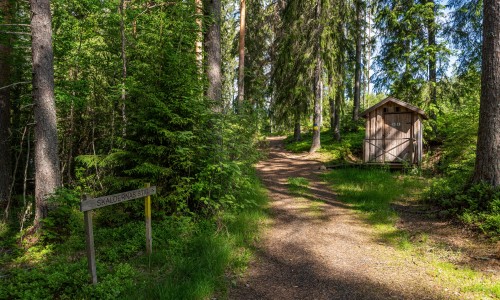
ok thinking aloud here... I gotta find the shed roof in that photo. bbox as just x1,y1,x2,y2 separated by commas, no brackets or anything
361,97,428,119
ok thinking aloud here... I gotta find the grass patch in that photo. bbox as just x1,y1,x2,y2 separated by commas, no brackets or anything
287,177,326,217
426,260,500,299
285,130,364,163
323,168,500,299
322,168,424,226
322,168,429,249
0,174,268,300
287,177,310,196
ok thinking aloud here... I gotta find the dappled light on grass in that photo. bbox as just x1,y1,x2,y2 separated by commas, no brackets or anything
322,168,423,225
287,177,310,197
322,168,500,299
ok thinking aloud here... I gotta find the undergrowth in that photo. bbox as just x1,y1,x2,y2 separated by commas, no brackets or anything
284,129,364,163
0,172,268,299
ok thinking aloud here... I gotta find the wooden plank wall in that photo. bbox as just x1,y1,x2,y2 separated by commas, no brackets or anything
364,103,423,165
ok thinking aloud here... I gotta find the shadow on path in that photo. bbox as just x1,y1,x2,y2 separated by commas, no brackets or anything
229,137,447,300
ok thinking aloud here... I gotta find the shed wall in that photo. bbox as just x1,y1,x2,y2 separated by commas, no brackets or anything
363,102,423,165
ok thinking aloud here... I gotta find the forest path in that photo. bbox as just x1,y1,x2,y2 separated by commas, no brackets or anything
229,136,455,300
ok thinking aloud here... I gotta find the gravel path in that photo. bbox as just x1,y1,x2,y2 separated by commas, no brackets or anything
229,136,454,300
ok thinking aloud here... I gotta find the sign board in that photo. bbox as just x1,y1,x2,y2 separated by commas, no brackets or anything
80,186,156,212
81,185,156,284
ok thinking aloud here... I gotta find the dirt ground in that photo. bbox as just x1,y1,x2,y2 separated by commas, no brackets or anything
228,136,499,300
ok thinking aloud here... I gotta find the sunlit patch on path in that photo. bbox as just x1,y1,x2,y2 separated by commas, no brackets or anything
229,136,486,300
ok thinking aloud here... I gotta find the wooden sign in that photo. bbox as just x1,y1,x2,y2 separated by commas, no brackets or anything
81,184,156,285
80,186,156,212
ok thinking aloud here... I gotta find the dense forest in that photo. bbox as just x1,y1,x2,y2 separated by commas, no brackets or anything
0,0,499,298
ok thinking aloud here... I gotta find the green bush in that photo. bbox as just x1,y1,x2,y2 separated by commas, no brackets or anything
41,189,83,243
426,180,500,237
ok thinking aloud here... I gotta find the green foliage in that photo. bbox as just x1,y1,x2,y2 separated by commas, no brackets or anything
41,188,83,243
121,172,269,299
446,0,483,72
374,0,449,105
423,70,499,237
1,173,268,299
50,0,264,221
426,181,500,237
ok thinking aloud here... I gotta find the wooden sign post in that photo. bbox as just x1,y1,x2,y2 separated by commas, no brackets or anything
81,185,156,284
144,183,152,255
82,195,97,284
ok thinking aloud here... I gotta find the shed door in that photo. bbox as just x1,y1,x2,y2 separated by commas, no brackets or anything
384,113,412,162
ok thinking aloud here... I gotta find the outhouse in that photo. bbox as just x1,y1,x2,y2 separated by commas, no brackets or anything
361,97,428,165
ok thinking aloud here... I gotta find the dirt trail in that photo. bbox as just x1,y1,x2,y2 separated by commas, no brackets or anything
229,136,490,300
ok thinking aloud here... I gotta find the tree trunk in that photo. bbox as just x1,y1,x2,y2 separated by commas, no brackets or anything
203,0,223,112
0,0,12,208
333,87,342,142
427,0,437,125
310,0,322,153
195,0,203,71
310,56,322,153
329,75,335,136
237,0,246,109
294,113,301,142
364,1,371,108
31,0,61,228
119,0,127,137
353,0,363,121
473,0,500,187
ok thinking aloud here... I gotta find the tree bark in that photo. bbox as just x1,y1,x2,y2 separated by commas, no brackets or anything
353,0,363,121
195,0,203,72
203,0,223,112
119,0,127,137
310,56,322,153
310,0,322,153
427,0,437,125
364,1,371,108
473,0,500,187
237,0,246,109
30,0,61,228
0,0,12,208
294,112,301,142
333,87,342,142
329,75,335,136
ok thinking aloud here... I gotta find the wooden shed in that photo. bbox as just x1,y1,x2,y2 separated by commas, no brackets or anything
361,97,428,165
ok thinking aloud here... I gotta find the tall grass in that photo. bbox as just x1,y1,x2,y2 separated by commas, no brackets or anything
123,174,268,299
